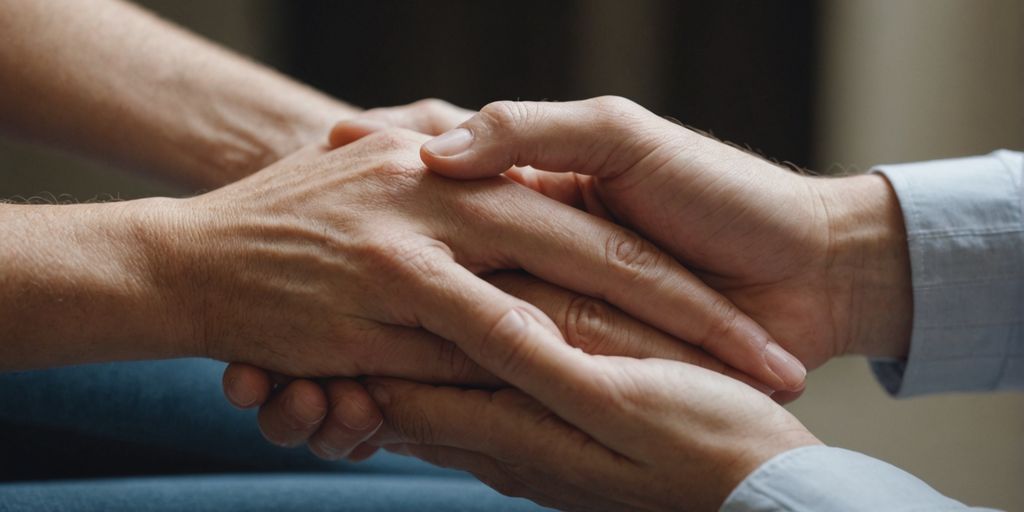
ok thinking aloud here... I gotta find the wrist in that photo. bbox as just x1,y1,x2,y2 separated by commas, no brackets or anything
815,174,913,358
0,199,199,369
715,422,822,511
119,196,211,359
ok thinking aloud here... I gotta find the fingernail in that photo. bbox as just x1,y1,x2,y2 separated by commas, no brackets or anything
365,382,391,407
423,128,473,156
340,398,383,431
288,393,327,425
764,343,807,390
226,377,257,408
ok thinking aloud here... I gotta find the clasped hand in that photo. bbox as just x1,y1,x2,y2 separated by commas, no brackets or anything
216,97,911,511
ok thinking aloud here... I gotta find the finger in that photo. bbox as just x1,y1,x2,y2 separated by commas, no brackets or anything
347,443,380,462
256,379,328,448
505,167,615,220
364,379,617,475
343,318,497,386
329,99,474,148
222,362,273,409
442,180,804,391
390,242,599,410
365,378,630,506
307,380,383,460
420,96,673,180
487,272,773,395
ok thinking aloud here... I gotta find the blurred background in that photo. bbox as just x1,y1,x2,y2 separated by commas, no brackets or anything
0,0,1020,508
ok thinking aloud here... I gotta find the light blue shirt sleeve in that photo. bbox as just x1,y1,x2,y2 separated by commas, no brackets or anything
871,150,1024,397
721,446,996,512
723,151,1022,512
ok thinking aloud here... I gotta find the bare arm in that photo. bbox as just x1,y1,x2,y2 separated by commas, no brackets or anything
0,0,359,188
0,198,191,370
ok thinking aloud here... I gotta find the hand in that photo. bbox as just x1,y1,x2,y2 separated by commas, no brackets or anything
334,96,912,372
182,123,805,385
222,271,771,459
217,98,475,455
359,312,820,512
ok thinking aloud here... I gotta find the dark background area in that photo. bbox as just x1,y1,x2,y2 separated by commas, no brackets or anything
280,0,817,167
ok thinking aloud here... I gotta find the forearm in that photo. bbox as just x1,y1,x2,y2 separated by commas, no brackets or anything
0,0,358,189
0,199,194,371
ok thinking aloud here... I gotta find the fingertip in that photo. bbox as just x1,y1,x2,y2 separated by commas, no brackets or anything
326,380,384,431
306,381,385,460
347,443,380,462
222,363,271,409
419,130,508,180
257,379,327,448
764,342,808,391
287,379,330,425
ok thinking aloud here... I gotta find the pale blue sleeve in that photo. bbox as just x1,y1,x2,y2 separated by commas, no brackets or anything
721,446,999,512
722,151,1022,512
871,150,1024,397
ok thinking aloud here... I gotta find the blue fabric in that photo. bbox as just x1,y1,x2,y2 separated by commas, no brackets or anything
0,359,547,511
0,475,535,512
725,151,1022,512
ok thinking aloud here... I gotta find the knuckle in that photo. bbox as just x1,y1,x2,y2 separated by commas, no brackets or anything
604,230,662,281
367,236,450,284
698,300,742,349
562,296,614,354
396,406,437,445
478,100,531,132
362,128,420,153
478,307,543,377
414,97,451,113
435,341,481,383
590,95,641,117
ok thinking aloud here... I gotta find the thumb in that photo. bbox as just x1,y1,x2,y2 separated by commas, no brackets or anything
420,96,675,180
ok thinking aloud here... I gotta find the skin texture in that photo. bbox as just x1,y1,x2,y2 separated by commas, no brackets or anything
0,126,797,386
0,0,357,188
180,129,796,381
241,98,914,510
410,97,913,366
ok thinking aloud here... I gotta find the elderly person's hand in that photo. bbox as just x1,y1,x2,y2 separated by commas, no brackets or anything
358,310,821,512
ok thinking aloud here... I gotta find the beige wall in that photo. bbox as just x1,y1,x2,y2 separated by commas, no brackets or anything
800,1,1024,510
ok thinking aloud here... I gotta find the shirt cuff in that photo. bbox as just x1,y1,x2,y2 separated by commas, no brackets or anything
870,150,1024,397
721,446,984,512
